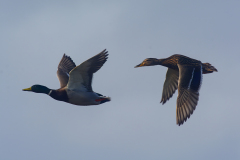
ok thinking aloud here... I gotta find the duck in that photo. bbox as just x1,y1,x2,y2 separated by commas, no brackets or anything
23,49,110,106
135,54,217,126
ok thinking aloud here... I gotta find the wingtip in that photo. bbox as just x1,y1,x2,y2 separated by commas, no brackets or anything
177,118,185,126
102,49,108,53
63,53,70,58
101,49,109,60
160,98,167,105
99,49,108,57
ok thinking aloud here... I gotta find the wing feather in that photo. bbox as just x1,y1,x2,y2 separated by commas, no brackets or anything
161,68,179,104
57,54,76,88
67,49,108,92
176,64,202,126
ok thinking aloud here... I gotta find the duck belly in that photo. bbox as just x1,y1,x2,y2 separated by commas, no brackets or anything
67,90,99,106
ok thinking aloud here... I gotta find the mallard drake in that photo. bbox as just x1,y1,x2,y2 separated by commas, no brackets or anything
135,54,217,126
23,49,110,106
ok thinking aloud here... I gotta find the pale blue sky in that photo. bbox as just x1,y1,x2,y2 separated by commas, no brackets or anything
1,1,240,160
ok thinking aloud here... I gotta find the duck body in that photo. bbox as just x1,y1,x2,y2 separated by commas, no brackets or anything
23,49,110,106
33,86,109,106
135,54,217,126
62,88,107,105
146,54,215,73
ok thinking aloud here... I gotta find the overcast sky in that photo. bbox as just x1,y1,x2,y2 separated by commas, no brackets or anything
1,1,240,160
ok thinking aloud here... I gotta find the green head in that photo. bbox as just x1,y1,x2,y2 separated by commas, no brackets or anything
134,58,159,68
23,85,51,94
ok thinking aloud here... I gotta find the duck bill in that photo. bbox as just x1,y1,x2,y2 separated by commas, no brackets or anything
134,63,144,68
22,87,32,91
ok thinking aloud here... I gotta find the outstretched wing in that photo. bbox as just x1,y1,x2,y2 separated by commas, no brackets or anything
176,64,202,126
67,49,108,92
57,54,76,88
161,68,179,104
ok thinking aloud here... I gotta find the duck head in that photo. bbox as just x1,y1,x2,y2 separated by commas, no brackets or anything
135,58,159,68
23,85,51,94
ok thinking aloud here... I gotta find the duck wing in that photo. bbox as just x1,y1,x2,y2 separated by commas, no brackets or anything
67,49,108,92
160,68,179,104
176,64,202,126
57,54,76,88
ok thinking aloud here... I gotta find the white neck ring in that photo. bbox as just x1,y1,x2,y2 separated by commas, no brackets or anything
48,90,52,95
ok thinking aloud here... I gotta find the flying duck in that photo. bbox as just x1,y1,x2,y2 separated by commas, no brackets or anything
135,54,217,125
23,49,110,105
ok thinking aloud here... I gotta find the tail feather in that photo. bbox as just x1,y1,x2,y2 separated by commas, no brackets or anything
100,97,111,104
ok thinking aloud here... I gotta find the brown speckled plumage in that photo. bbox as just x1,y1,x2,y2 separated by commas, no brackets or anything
135,54,217,126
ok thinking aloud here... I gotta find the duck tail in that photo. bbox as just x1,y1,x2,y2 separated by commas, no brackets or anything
99,96,111,104
202,63,218,74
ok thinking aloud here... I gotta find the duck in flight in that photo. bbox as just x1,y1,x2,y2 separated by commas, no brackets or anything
23,49,110,105
135,54,217,126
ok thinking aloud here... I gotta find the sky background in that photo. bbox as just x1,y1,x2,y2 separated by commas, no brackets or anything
1,1,240,160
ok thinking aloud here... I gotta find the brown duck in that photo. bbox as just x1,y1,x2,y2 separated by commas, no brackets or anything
135,54,217,126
